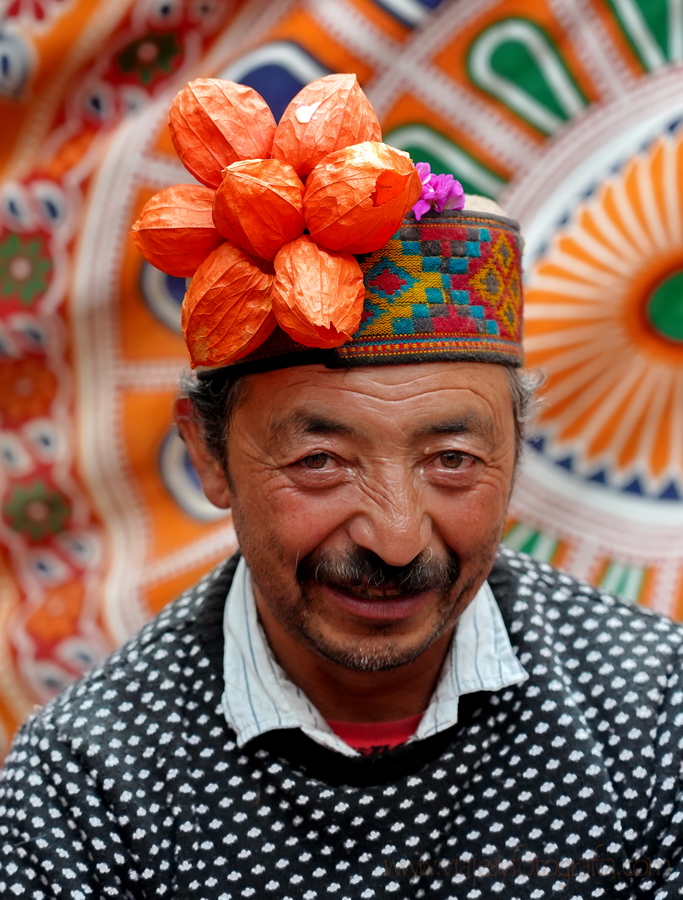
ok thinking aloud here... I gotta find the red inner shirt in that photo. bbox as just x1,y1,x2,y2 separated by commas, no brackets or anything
327,712,424,755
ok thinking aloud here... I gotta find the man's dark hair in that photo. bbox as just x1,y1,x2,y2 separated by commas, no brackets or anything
179,365,540,469
179,369,248,468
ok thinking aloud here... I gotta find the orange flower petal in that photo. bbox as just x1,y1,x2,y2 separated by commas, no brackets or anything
304,142,422,254
213,159,305,261
130,184,224,277
229,310,277,363
182,242,274,368
169,79,277,188
271,74,381,179
271,236,365,348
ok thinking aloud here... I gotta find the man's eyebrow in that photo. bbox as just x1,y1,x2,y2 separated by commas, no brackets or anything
414,413,497,446
269,411,360,442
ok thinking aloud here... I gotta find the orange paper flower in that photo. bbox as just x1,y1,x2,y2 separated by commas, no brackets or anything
132,73,428,369
168,79,277,188
271,236,365,348
271,74,381,179
130,184,224,277
182,243,275,368
212,159,305,261
304,142,422,254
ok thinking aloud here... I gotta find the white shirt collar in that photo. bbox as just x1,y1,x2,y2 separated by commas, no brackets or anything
222,556,528,757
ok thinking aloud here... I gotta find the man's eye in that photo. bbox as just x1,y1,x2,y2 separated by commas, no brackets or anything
439,451,470,469
302,453,329,469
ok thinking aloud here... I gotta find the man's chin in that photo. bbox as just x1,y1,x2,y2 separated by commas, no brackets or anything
297,628,440,673
294,600,456,673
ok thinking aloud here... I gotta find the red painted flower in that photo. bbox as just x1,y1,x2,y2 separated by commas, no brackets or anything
0,356,57,425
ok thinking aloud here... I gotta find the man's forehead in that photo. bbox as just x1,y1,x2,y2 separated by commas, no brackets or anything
247,359,510,396
242,361,511,446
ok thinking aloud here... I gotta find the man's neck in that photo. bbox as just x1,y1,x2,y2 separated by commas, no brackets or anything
254,596,454,723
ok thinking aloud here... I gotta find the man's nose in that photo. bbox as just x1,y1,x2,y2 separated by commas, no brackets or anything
346,472,432,568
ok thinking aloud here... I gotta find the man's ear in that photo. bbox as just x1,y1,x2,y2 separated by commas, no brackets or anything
175,397,232,509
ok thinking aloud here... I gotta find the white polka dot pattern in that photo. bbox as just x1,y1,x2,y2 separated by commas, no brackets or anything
2,549,683,898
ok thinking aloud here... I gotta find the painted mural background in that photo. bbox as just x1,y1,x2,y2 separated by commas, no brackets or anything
1,0,682,756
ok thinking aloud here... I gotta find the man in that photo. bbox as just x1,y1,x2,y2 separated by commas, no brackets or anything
2,75,683,899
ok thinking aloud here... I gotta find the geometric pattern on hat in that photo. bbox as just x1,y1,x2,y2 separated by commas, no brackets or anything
216,208,524,374
336,210,524,367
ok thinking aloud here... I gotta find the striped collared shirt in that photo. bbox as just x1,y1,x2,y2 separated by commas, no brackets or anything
222,557,528,757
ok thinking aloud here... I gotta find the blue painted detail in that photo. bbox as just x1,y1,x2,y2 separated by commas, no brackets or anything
139,262,184,334
423,256,441,272
465,241,481,257
535,441,682,502
479,228,490,241
184,447,202,490
220,42,330,123
624,477,644,495
158,430,229,522
659,481,681,501
2,186,39,229
470,306,484,319
44,199,59,220
486,320,499,334
451,290,469,303
240,65,306,122
33,183,66,228
412,304,429,316
14,321,46,348
0,29,31,99
371,0,445,29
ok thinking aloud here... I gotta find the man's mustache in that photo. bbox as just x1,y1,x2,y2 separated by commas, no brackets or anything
297,547,460,596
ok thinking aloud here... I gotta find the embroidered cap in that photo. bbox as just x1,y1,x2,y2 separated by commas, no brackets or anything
229,198,523,373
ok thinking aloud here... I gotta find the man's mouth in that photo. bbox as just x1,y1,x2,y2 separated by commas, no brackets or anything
331,581,406,601
298,546,460,621
318,581,435,622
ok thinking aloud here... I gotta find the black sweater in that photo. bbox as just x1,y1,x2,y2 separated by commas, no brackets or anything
2,548,683,899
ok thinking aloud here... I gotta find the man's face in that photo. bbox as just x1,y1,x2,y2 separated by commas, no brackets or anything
192,362,516,673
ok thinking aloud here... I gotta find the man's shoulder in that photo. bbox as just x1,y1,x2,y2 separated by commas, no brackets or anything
12,554,239,749
490,546,683,664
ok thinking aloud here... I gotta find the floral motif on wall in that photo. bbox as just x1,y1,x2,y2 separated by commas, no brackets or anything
3,480,71,542
0,357,58,425
116,32,183,86
0,233,53,306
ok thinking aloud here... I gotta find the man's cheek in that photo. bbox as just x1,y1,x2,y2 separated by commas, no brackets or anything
266,490,355,548
435,494,507,548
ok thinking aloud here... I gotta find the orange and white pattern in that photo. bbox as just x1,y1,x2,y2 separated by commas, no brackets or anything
526,130,683,498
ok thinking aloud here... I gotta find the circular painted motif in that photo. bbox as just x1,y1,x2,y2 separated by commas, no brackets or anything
647,270,683,343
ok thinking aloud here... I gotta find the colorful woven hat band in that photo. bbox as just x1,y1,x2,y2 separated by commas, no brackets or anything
222,200,524,373
130,74,523,370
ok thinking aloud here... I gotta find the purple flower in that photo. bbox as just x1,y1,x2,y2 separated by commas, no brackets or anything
412,162,465,220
